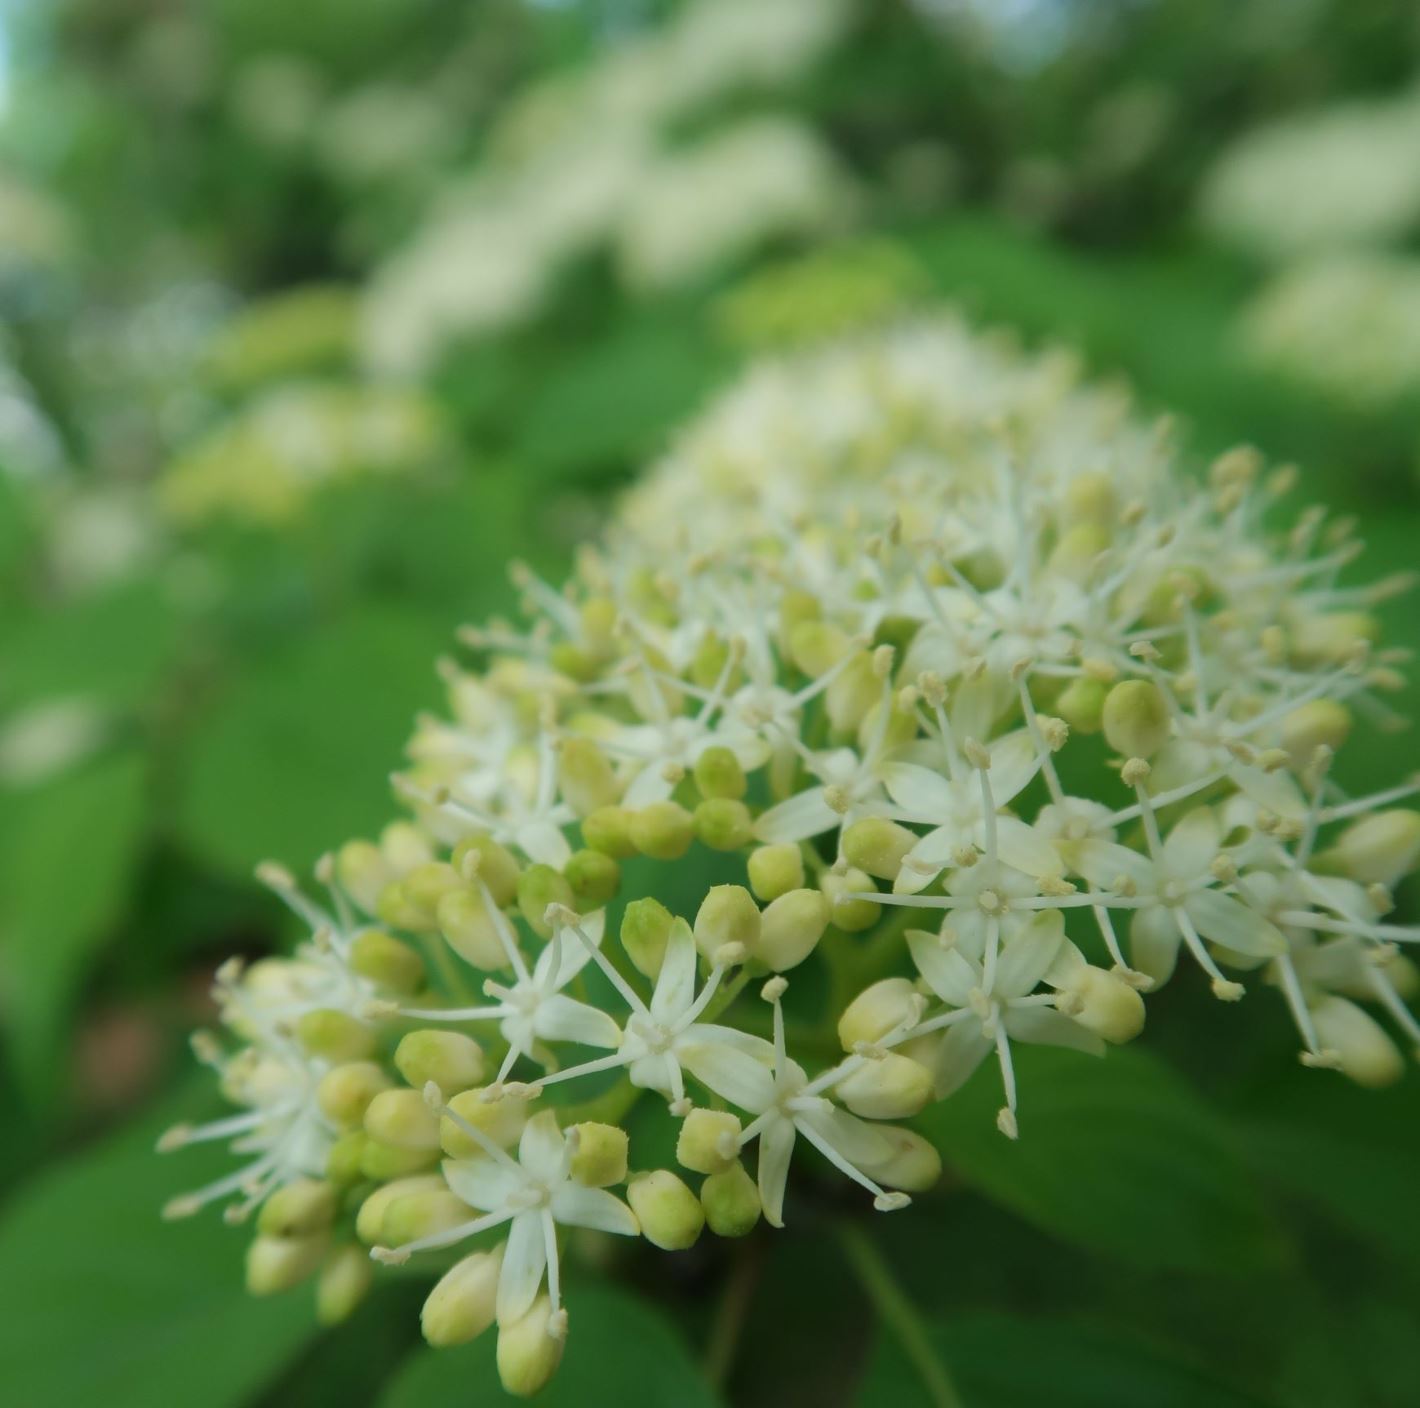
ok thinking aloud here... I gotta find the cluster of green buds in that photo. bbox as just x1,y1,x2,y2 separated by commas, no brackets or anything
165,314,1420,1395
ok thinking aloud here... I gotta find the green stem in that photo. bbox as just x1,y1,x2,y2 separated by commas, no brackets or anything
836,1221,963,1408
702,1237,762,1390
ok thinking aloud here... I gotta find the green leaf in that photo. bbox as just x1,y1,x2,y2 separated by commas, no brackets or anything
379,1284,722,1408
0,746,148,1100
0,1083,318,1408
175,607,450,877
856,1311,1278,1408
919,1045,1284,1273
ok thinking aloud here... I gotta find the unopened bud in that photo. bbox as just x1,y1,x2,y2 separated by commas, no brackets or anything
317,1243,373,1326
753,888,830,971
326,1130,368,1185
380,1189,471,1247
569,1122,629,1187
336,840,394,914
360,1139,439,1180
517,865,575,937
839,977,921,1050
628,801,695,860
827,653,880,733
401,862,464,928
1310,994,1404,1088
318,1061,393,1127
364,1088,443,1151
497,1295,565,1398
564,848,621,907
836,1053,933,1119
676,1109,742,1174
694,797,754,851
789,620,851,677
693,746,748,800
1102,680,1170,758
820,867,881,931
559,737,622,816
350,930,426,994
257,1179,337,1238
395,1030,485,1093
628,1170,703,1250
747,843,805,901
581,805,637,858
246,1232,327,1296
297,1009,376,1062
1057,965,1145,1043
441,1087,528,1156
694,885,761,963
422,1247,504,1346
1280,700,1351,772
450,834,521,905
842,817,917,881
1328,810,1420,889
621,898,675,978
1054,676,1106,734
701,1160,762,1237
437,886,507,970
857,1124,942,1192
354,1174,445,1245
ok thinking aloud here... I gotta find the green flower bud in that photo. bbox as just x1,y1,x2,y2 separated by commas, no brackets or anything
1062,471,1116,525
569,1122,629,1187
497,1295,565,1398
1280,699,1352,771
582,805,638,858
360,1139,439,1181
441,1088,528,1157
621,898,674,978
747,843,804,902
450,833,520,906
777,589,822,657
517,864,575,937
559,737,622,816
377,880,429,933
257,1178,337,1237
826,653,879,734
842,816,916,881
820,868,880,931
380,1189,470,1247
690,633,740,692
326,1130,369,1185
693,797,754,851
422,1247,504,1346
401,861,464,926
838,977,920,1050
364,1088,442,1151
380,821,435,874
1055,676,1106,735
628,801,695,860
835,1054,932,1119
676,1109,741,1175
788,620,850,677
754,888,830,971
297,1009,375,1062
857,1125,942,1192
701,1161,761,1238
336,839,394,914
246,1232,328,1296
437,886,508,970
1101,680,1171,759
565,848,621,908
349,929,426,994
1057,965,1145,1043
1311,994,1404,1088
318,1060,393,1128
693,746,747,800
316,1243,373,1326
628,1170,703,1250
1328,810,1420,888
395,1030,485,1093
356,1175,446,1245
694,885,761,963
1290,611,1379,668
1048,522,1111,580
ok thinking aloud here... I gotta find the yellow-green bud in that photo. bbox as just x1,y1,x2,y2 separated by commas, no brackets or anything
349,930,426,994
395,1030,485,1093
1311,994,1404,1088
326,1130,368,1185
569,1122,629,1187
693,746,747,800
1048,522,1111,580
437,886,508,970
1290,611,1379,668
377,881,428,933
628,801,695,860
621,899,675,979
381,1189,471,1247
297,1009,375,1062
827,653,879,734
701,1161,761,1238
451,833,520,906
838,977,921,1050
317,1243,373,1326
778,589,822,657
564,848,621,907
690,633,735,691
1328,810,1420,888
754,888,830,971
381,821,435,874
355,1174,445,1245
318,1060,393,1127
441,1087,528,1156
246,1233,327,1296
1057,965,1145,1043
857,1125,942,1192
1063,471,1116,525
336,839,394,914
582,805,637,858
628,1170,703,1250
820,868,881,931
496,1296,565,1398
747,843,805,902
789,620,851,677
1102,680,1171,758
842,817,917,881
360,1139,439,1180
694,798,754,851
401,861,464,926
1280,700,1352,772
517,864,575,937
694,885,761,962
676,1109,741,1175
364,1088,443,1151
835,1054,932,1120
1055,676,1107,734
422,1247,504,1346
559,737,622,816
257,1179,337,1238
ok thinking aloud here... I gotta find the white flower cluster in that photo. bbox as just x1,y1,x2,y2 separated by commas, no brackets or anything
167,315,1420,1396
361,0,856,374
1238,252,1420,410
1200,87,1420,262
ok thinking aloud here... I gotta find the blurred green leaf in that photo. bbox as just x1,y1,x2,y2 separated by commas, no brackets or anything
0,1082,317,1407
175,607,449,877
0,746,147,1101
856,1311,1277,1408
379,1284,722,1408
919,1045,1285,1273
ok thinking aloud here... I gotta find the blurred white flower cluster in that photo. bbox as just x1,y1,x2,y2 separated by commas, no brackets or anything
1200,87,1420,262
362,0,856,374
166,314,1420,1395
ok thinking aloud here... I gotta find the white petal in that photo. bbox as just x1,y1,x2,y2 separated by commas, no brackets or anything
926,1022,992,1099
1163,807,1220,879
680,1038,777,1111
754,787,836,843
893,827,957,894
986,730,1042,804
993,911,1065,998
518,1110,566,1182
495,1212,547,1326
1073,839,1152,890
800,1106,893,1167
650,918,697,1022
994,816,1064,878
1233,764,1305,821
756,1116,796,1228
1185,890,1286,958
881,762,956,816
442,1157,520,1213
534,994,622,1048
516,818,572,869
622,764,675,809
908,928,979,1006
1130,905,1182,986
1003,1004,1105,1056
550,1183,638,1236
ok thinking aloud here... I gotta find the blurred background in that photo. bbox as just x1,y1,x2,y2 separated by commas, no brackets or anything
2,1,1420,1404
